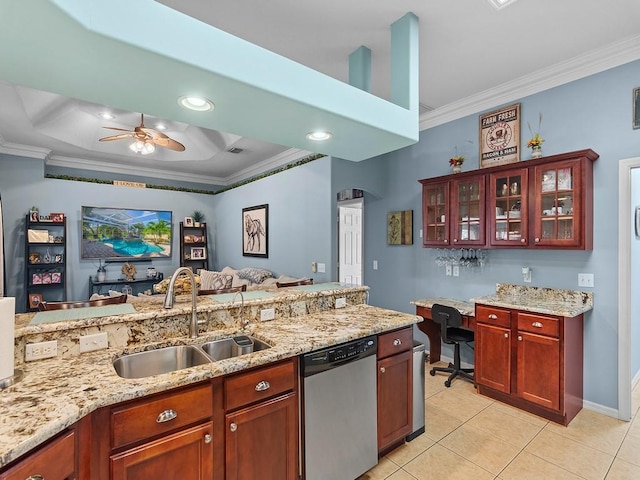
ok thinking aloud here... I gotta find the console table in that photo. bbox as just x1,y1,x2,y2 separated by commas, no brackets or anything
88,276,161,298
411,298,475,364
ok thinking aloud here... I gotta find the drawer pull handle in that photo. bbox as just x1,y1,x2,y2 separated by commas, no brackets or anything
488,314,498,319
393,339,402,346
380,366,386,373
25,476,44,480
532,321,543,328
230,422,237,432
204,434,212,444
255,380,271,392
156,409,178,423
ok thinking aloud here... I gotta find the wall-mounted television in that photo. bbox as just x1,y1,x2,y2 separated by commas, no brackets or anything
81,206,172,261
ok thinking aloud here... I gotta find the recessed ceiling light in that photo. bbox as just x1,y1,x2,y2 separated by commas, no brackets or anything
98,112,115,120
178,96,214,112
306,131,332,141
488,0,518,10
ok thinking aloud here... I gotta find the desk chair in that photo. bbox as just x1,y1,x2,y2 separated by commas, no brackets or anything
198,285,246,295
276,278,313,287
429,303,475,387
39,295,128,311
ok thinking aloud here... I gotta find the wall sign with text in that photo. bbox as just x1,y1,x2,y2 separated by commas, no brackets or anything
479,103,520,168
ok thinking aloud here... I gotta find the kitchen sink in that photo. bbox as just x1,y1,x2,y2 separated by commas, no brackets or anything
113,336,272,379
200,336,272,361
113,345,212,379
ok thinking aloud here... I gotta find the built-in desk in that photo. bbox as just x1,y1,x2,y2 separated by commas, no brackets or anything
411,298,475,364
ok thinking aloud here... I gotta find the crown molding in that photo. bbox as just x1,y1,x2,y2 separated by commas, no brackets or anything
419,34,640,130
223,147,314,184
0,134,50,159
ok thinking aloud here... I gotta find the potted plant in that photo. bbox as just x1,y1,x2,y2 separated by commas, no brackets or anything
192,210,205,227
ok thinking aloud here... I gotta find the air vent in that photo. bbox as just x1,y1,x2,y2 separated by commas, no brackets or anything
227,147,243,154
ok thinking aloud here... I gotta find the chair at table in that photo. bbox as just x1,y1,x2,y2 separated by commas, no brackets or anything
429,303,475,387
275,279,313,287
198,285,246,295
38,295,128,311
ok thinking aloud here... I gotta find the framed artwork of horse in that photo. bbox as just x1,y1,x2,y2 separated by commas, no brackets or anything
242,204,268,257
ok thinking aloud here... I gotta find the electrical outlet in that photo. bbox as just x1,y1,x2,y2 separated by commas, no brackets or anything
578,273,594,287
453,265,460,277
445,265,452,276
260,308,275,321
373,260,378,270
79,332,108,353
335,297,347,308
25,340,58,361
419,229,423,238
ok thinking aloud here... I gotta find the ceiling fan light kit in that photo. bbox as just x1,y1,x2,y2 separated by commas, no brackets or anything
99,113,186,154
129,140,156,155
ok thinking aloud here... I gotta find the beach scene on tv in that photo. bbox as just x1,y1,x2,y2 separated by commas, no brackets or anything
81,207,172,260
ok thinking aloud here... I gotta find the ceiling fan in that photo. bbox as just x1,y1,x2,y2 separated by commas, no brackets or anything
98,113,185,154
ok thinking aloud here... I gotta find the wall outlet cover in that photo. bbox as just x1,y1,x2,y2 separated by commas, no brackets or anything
335,297,347,308
79,332,108,353
25,340,58,361
260,308,275,321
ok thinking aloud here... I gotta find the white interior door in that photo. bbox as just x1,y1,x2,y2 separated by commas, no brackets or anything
338,199,363,285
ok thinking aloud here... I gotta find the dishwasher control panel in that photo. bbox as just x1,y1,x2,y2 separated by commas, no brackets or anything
302,336,377,376
327,337,376,362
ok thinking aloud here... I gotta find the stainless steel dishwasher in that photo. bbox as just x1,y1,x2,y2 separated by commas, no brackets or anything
301,335,378,480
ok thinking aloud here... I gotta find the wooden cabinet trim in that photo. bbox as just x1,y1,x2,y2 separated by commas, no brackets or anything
0,430,75,480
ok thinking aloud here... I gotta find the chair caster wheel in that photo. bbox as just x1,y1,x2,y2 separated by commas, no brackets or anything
444,380,451,387
429,370,436,376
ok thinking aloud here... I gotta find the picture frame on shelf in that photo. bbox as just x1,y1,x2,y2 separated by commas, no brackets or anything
193,234,203,243
29,210,39,222
190,247,206,259
479,103,520,168
51,272,61,284
49,212,65,222
28,293,43,309
184,216,194,227
42,272,52,284
242,204,269,258
32,273,42,285
183,234,194,244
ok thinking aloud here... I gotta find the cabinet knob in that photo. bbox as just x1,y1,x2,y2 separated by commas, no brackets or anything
380,366,386,373
204,433,212,444
532,321,543,328
156,409,178,423
534,237,540,243
518,335,522,341
520,238,526,244
453,239,458,243
488,314,498,319
230,422,238,432
504,333,509,338
255,380,271,392
25,476,44,480
393,338,402,346
444,240,448,244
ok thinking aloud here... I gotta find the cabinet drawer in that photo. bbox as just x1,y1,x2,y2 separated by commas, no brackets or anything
112,383,212,449
0,430,75,480
377,327,412,359
225,360,295,411
517,312,560,338
476,305,511,328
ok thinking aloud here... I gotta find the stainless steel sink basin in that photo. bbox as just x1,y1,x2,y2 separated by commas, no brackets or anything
201,336,272,361
113,345,212,379
113,336,272,379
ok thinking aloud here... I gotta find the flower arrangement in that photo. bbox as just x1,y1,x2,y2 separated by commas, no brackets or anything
527,113,544,148
449,155,465,167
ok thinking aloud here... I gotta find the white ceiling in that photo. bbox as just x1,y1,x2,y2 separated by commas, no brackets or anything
1,0,639,187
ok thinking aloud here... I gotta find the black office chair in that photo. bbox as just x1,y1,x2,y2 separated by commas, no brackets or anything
429,303,475,387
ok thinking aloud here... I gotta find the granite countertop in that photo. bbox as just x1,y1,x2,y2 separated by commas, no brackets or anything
0,302,419,467
411,298,475,316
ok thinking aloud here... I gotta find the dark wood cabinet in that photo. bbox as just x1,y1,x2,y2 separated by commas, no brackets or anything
475,304,583,425
223,359,299,480
420,149,598,250
0,430,75,480
377,327,413,453
180,221,209,271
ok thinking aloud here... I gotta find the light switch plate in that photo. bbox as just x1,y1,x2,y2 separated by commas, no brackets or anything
317,263,326,273
335,297,346,308
79,332,108,353
445,265,452,276
260,308,275,321
578,273,594,287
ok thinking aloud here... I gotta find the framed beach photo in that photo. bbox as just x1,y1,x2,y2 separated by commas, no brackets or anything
242,204,268,258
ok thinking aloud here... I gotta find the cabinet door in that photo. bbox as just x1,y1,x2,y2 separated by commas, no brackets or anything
451,175,486,246
225,393,298,480
517,332,560,410
110,422,213,480
422,181,450,246
0,431,75,480
532,159,583,247
377,350,412,452
489,169,528,246
475,323,511,394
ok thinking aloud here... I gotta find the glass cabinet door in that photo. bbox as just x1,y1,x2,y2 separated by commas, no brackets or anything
533,161,581,246
451,176,485,246
422,182,449,246
490,169,528,246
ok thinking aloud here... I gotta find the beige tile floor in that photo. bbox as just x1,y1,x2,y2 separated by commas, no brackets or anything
360,360,640,480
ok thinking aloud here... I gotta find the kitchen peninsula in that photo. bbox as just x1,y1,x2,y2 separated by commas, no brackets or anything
1,283,420,478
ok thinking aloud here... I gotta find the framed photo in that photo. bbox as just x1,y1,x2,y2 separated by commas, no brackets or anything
190,247,206,259
42,272,52,284
32,273,42,285
183,234,194,244
51,272,61,284
193,234,203,243
387,210,413,245
633,87,640,129
29,210,39,222
184,216,194,227
49,212,65,222
479,103,520,168
242,204,268,258
29,293,43,309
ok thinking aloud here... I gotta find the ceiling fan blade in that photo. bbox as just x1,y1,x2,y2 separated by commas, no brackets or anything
140,127,169,140
99,133,134,142
102,126,134,133
152,137,186,151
